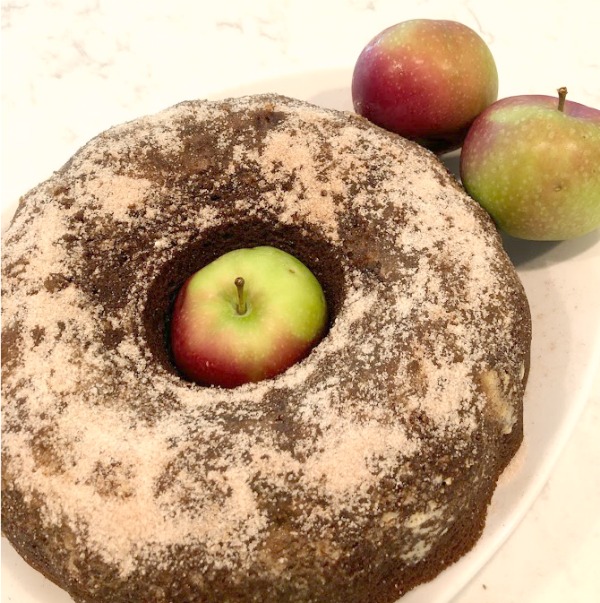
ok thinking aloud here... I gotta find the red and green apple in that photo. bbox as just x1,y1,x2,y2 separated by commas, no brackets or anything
352,19,498,153
170,246,327,388
460,88,600,240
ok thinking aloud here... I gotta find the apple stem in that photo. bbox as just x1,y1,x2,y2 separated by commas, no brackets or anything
235,277,246,315
557,87,568,112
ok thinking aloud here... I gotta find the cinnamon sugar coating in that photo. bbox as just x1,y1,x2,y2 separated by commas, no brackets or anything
1,95,531,603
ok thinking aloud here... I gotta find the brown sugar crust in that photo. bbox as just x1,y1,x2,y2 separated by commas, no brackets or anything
1,95,531,603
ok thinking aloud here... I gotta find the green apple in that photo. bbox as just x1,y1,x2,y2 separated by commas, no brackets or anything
170,246,327,388
352,19,498,153
460,88,600,240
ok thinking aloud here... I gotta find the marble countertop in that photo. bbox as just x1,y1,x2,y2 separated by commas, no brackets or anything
2,1,599,602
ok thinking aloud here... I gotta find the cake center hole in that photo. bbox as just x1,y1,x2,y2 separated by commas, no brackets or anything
143,220,345,385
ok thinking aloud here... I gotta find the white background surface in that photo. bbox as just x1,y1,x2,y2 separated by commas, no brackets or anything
2,1,600,602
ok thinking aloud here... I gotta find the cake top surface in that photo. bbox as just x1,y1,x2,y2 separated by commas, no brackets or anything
2,94,529,578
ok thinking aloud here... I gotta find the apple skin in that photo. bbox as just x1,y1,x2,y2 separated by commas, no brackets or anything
351,19,498,153
460,94,600,240
170,246,327,388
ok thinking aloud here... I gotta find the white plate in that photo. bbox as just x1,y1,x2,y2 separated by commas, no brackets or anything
2,69,600,603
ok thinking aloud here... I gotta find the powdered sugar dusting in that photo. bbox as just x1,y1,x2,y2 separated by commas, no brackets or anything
2,94,530,597
74,174,154,223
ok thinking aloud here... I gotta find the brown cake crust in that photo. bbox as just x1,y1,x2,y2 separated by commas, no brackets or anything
1,94,531,603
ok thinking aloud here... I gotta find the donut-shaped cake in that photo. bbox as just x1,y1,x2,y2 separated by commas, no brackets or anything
1,94,531,603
